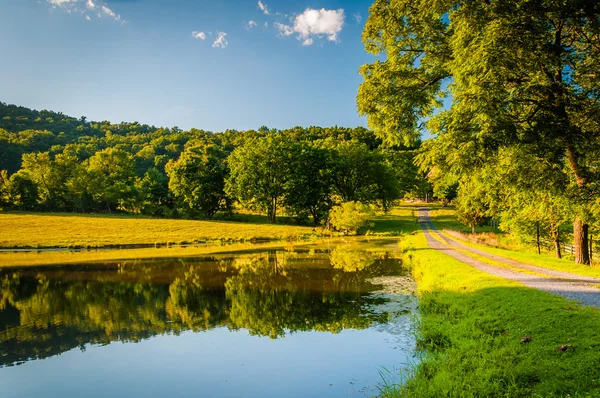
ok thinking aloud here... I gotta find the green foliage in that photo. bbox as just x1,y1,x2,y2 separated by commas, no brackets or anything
455,179,489,234
283,142,332,226
135,168,172,217
360,0,600,263
166,144,229,219
327,140,399,209
226,134,293,224
87,148,136,212
385,232,600,397
8,171,38,211
0,102,422,227
0,170,9,210
329,201,374,234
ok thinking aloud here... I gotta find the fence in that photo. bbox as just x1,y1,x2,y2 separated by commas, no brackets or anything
486,219,600,262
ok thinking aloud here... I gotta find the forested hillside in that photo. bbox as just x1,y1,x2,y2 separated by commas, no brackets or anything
0,102,430,224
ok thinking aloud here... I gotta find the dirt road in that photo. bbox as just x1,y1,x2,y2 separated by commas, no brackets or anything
419,208,600,307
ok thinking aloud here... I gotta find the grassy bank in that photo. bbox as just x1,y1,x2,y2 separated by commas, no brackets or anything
441,229,600,279
0,236,403,267
0,212,321,248
0,205,424,249
382,232,600,396
0,206,419,266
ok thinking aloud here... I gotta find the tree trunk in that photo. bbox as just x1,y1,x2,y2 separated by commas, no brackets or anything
552,227,562,259
574,217,590,265
535,223,541,255
565,145,591,264
590,233,593,266
471,225,475,234
312,211,320,227
268,197,277,224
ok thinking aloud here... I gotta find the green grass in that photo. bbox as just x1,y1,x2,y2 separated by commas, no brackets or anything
0,241,295,267
0,204,426,250
428,205,498,234
369,206,421,235
439,230,600,279
381,232,600,397
0,236,402,267
423,205,600,279
0,212,320,248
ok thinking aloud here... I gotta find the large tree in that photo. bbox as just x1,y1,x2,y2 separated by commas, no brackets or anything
326,140,400,210
284,142,332,226
226,134,293,224
358,0,600,264
166,144,229,220
87,148,136,213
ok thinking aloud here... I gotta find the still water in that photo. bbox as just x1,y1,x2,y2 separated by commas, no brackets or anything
0,240,418,397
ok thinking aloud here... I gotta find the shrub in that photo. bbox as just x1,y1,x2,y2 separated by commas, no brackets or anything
329,201,374,234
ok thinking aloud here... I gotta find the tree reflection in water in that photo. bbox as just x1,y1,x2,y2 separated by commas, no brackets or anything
0,246,408,367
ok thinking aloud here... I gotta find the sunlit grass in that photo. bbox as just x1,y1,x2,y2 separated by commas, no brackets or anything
0,212,320,249
0,204,422,250
428,205,498,233
0,241,291,267
0,236,401,267
368,205,421,235
441,229,600,279
381,232,600,396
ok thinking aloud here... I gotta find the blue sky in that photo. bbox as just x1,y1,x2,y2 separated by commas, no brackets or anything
0,0,376,131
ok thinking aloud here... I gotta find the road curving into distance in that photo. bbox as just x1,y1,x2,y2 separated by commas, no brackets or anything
418,207,600,308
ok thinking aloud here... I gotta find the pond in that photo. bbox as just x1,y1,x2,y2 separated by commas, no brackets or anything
0,239,418,397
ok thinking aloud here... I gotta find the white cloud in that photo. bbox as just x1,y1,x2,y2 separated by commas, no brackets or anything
274,22,294,37
101,5,117,19
192,31,206,40
258,1,269,15
212,32,228,49
295,9,344,42
264,22,268,28
275,8,344,46
46,0,122,22
353,12,362,24
245,20,258,30
49,0,77,5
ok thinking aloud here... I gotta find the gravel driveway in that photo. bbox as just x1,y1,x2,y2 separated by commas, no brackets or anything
418,208,600,308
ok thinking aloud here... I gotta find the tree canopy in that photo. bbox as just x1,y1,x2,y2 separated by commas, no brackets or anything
0,102,428,224
358,0,600,263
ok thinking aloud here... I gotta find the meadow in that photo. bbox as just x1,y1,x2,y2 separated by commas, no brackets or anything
381,231,600,397
0,204,427,249
0,206,418,267
0,212,320,249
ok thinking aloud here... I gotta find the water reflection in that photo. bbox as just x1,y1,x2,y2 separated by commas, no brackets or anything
0,247,410,369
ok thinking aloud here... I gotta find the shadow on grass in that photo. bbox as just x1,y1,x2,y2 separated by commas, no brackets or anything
393,284,600,397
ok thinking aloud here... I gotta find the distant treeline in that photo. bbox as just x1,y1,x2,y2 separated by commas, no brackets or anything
0,102,432,224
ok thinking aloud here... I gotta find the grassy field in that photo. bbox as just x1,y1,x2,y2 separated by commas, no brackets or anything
0,205,423,250
0,236,403,267
0,212,321,248
0,241,300,267
0,207,418,266
380,232,600,397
